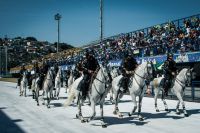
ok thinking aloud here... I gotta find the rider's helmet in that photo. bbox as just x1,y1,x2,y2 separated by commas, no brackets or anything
167,53,173,60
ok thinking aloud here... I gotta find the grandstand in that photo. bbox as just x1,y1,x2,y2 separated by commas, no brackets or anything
9,14,200,81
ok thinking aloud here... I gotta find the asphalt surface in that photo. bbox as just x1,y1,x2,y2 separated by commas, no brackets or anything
0,81,200,133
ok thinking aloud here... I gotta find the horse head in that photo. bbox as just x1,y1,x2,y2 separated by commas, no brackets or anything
98,65,112,85
136,61,153,81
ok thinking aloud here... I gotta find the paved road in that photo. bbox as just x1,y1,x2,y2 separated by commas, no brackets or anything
0,81,200,133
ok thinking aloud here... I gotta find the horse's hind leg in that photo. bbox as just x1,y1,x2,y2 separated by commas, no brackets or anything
113,90,123,117
154,87,160,112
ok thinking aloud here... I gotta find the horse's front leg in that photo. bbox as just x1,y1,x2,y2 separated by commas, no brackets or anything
76,99,86,123
86,100,96,122
128,94,137,117
137,95,144,121
24,85,27,97
176,92,188,117
176,101,180,114
56,85,61,100
100,103,107,128
113,90,123,117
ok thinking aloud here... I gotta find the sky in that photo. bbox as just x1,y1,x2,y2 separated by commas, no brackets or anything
0,0,200,47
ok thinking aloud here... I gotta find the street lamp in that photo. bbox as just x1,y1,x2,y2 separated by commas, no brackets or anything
54,13,62,53
100,0,103,44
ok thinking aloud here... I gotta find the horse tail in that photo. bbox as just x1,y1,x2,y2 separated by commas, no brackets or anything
64,85,75,107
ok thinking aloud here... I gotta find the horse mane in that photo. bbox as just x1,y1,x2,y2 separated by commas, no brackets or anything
177,68,188,78
135,62,147,72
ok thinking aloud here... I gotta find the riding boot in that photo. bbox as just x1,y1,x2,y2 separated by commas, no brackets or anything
163,79,169,96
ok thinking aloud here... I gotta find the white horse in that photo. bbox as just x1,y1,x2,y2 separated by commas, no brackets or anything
65,66,111,127
20,71,28,97
31,75,40,106
66,70,75,93
112,62,153,121
42,68,54,108
55,66,62,99
151,68,193,116
109,67,120,102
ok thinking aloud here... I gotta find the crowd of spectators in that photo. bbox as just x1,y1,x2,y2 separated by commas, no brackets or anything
9,14,200,72
88,15,200,62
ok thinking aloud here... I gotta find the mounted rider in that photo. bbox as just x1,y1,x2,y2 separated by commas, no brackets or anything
77,49,100,100
33,62,40,78
120,50,138,93
17,65,27,87
163,53,177,96
39,60,50,89
73,58,83,80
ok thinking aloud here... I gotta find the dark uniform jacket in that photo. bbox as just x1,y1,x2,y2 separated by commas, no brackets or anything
82,55,99,75
121,56,137,76
163,60,177,77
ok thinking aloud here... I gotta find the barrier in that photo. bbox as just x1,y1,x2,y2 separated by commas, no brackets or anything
191,81,200,101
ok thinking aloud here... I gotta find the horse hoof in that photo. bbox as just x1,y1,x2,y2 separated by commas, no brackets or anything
176,112,180,115
156,109,160,112
128,113,132,117
81,119,86,123
113,111,117,115
184,114,189,117
102,124,107,128
119,114,123,118
139,117,144,121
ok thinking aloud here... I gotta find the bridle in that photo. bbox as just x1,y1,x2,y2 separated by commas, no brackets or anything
132,62,152,89
175,68,191,88
93,66,112,102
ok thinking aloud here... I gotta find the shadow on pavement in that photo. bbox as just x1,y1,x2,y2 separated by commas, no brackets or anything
0,107,25,133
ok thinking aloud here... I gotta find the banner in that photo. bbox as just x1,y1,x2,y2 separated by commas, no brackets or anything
107,52,200,67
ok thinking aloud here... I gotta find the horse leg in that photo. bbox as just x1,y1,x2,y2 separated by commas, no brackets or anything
56,86,60,100
87,100,96,122
162,91,169,111
42,90,45,105
176,100,180,115
100,103,107,128
113,90,123,117
176,92,188,117
154,87,160,112
47,91,51,108
137,95,144,121
36,88,39,106
24,85,26,97
128,94,137,117
76,99,85,123
109,88,114,104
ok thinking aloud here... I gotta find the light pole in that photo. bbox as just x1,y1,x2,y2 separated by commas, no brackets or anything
5,46,7,75
100,0,103,44
54,13,62,53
